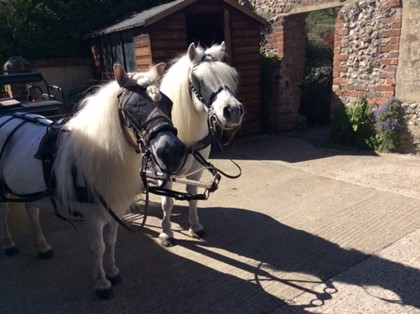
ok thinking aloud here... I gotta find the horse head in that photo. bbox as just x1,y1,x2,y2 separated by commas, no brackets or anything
114,64,187,174
188,42,244,144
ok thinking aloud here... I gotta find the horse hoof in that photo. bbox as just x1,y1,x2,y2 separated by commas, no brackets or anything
96,287,114,299
161,237,176,247
191,229,207,239
38,250,54,259
4,246,19,256
107,274,122,286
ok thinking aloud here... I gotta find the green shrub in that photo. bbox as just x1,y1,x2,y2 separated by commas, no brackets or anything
331,97,375,149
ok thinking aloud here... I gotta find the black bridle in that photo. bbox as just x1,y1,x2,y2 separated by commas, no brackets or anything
188,59,241,147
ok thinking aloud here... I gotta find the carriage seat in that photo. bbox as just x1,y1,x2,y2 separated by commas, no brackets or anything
0,72,66,119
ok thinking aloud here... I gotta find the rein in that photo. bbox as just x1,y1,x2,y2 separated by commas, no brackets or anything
138,54,243,201
139,123,242,202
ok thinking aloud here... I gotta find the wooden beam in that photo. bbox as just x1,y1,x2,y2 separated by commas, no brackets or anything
288,0,349,15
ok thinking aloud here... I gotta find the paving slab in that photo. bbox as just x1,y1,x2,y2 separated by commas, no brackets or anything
1,131,419,313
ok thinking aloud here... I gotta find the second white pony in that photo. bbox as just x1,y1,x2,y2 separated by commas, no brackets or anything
158,42,244,246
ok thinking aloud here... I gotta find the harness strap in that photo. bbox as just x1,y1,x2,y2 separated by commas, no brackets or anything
70,164,133,231
94,188,133,231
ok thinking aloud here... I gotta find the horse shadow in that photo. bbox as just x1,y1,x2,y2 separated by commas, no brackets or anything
147,204,420,311
1,203,418,313
0,208,306,313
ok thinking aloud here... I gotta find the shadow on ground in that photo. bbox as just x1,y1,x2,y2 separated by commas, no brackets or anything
145,205,420,312
1,203,419,313
212,130,379,163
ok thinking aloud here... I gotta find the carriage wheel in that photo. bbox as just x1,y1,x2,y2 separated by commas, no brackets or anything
126,192,149,228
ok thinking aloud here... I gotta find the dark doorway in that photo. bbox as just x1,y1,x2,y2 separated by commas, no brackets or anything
186,13,224,47
299,9,338,126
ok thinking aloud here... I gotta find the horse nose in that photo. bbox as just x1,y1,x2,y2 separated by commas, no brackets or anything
223,103,244,124
155,137,187,174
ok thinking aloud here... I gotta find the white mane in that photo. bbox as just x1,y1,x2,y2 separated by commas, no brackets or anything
54,81,140,209
160,44,239,146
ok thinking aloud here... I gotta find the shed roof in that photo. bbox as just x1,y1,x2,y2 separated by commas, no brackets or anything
85,0,267,39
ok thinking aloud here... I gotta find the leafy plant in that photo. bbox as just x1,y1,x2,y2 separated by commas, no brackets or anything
331,97,375,149
374,98,405,152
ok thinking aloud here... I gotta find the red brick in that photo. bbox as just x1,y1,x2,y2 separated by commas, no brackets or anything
380,44,399,52
389,37,401,44
382,29,401,37
334,77,347,84
391,21,402,29
376,85,395,92
386,78,396,85
380,58,398,65
382,91,395,98
375,98,387,105
381,0,401,9
389,51,399,58
336,28,349,36
336,54,348,61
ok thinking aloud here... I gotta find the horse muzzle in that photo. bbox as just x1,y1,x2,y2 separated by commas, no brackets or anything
223,102,244,127
149,131,187,175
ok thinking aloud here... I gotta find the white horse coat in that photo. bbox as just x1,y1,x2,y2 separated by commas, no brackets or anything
158,42,244,246
0,64,186,298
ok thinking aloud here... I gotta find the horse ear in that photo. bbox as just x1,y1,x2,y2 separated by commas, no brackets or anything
219,41,226,54
153,62,166,78
188,42,199,64
113,64,128,87
213,41,226,61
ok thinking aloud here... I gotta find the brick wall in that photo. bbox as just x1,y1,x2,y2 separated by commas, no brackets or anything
248,0,409,131
332,0,402,114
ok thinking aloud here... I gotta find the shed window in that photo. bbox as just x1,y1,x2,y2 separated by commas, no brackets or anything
99,31,136,74
186,13,224,47
123,31,136,72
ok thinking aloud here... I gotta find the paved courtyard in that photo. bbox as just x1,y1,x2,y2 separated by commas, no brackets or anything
1,129,420,313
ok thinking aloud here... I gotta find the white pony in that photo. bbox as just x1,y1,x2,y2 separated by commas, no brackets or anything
158,42,244,246
0,64,187,298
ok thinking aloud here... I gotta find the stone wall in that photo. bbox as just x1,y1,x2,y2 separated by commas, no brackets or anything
332,0,402,109
242,0,420,131
396,0,420,126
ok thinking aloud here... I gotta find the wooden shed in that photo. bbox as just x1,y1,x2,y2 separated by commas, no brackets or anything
86,0,266,134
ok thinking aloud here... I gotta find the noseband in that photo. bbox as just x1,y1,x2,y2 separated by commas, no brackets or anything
117,85,177,153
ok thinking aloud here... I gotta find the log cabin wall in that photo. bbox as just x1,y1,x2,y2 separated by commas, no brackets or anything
87,0,265,134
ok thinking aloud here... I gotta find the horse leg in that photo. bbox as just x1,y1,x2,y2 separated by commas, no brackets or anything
186,172,206,239
84,211,113,299
24,203,53,259
186,183,206,239
0,202,19,255
103,220,121,286
159,182,176,247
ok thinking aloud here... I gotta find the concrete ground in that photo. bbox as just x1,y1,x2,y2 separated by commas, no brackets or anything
1,127,419,313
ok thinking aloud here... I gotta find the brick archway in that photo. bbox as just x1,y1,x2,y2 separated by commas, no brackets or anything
259,0,403,132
